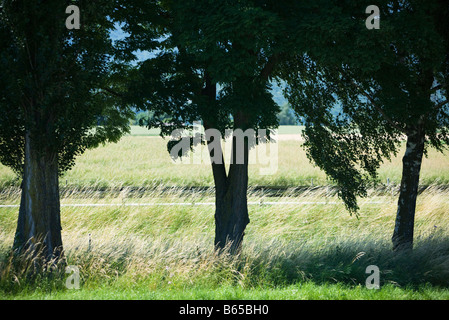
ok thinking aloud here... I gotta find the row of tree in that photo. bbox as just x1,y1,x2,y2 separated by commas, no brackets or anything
0,0,448,266
132,103,298,126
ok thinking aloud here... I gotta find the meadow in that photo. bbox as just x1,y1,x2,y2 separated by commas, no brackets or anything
2,125,449,189
1,126,449,300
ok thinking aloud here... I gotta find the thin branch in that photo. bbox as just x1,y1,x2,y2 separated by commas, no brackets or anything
260,54,279,81
435,99,449,110
100,87,124,98
350,81,406,134
430,84,442,93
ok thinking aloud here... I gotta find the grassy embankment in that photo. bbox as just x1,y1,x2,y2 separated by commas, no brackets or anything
1,126,449,299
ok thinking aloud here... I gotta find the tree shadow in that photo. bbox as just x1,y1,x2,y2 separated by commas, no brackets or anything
241,235,449,289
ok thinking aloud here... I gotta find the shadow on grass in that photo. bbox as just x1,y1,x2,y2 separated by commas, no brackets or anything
243,235,449,289
1,235,449,297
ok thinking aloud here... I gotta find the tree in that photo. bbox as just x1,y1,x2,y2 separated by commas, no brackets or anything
282,0,449,251
120,0,295,254
277,103,298,125
0,0,132,265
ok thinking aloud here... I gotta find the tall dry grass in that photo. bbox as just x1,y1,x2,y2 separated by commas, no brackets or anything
1,186,449,295
1,133,449,297
1,135,449,189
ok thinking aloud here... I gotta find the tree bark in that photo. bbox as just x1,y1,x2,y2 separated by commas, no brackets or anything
204,120,250,255
13,131,63,265
201,73,251,255
212,137,250,255
392,129,425,251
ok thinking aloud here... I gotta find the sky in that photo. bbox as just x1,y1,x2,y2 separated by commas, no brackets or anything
109,24,288,106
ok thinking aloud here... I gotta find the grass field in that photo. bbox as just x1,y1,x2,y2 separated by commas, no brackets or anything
1,126,449,189
1,126,449,300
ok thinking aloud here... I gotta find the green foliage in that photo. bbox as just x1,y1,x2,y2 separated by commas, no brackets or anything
282,0,449,212
118,0,287,144
0,0,132,175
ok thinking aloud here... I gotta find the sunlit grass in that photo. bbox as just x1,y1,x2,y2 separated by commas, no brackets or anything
1,126,449,188
1,186,449,299
1,128,449,299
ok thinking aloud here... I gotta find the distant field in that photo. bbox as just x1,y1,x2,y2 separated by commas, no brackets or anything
128,126,161,136
1,125,449,189
127,125,304,136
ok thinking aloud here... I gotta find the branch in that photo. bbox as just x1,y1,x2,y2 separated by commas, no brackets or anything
203,120,228,191
350,81,406,134
260,54,279,81
435,99,449,111
430,84,443,93
100,87,124,98
338,66,407,133
425,97,449,118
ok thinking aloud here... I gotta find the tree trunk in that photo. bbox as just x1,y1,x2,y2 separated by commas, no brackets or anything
205,124,250,255
201,74,252,254
392,129,425,251
13,131,63,266
214,159,250,255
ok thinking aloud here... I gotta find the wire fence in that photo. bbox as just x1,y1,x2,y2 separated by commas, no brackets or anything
0,200,390,208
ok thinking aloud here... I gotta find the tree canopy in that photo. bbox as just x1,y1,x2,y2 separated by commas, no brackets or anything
282,0,449,211
0,0,133,262
0,0,132,176
282,0,449,249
